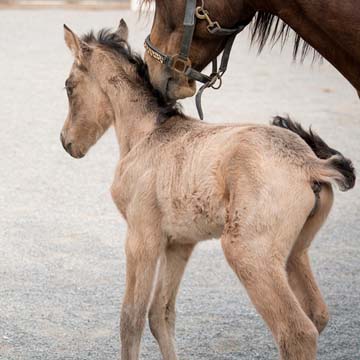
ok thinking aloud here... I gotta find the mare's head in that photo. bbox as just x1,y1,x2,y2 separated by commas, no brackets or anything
143,0,255,100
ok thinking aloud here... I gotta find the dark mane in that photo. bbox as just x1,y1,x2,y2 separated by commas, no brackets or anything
82,28,183,123
250,11,320,62
139,1,319,62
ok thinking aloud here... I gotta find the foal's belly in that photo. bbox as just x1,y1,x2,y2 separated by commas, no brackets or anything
163,214,225,243
161,195,226,243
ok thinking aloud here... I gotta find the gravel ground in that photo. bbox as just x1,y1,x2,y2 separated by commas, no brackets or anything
0,9,359,360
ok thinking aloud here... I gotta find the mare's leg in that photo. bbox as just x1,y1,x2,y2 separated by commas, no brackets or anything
148,243,194,360
120,229,163,360
221,183,318,360
287,184,334,334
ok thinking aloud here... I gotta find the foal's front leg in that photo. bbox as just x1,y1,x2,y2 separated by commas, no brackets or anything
148,242,195,360
120,230,163,360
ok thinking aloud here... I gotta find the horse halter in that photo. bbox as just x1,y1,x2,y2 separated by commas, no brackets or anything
144,0,249,119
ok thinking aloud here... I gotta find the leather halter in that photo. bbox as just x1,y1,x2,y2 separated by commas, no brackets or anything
144,0,249,119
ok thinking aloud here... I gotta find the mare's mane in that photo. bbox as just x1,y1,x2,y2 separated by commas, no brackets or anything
250,12,319,61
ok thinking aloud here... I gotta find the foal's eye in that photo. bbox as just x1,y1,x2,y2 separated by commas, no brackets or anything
65,79,74,97
66,86,73,96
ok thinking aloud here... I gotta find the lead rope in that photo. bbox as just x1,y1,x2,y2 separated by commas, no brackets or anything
193,1,245,119
195,32,238,119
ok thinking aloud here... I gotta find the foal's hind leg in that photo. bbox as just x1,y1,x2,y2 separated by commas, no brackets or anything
148,243,194,360
221,185,318,359
287,184,334,334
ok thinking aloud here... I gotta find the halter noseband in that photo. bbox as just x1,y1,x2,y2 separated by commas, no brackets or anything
144,0,250,119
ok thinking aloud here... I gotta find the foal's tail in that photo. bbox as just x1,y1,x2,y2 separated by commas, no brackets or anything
272,116,356,191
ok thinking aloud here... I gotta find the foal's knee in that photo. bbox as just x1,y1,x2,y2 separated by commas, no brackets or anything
278,323,319,360
148,307,162,339
312,306,329,334
149,303,176,337
121,304,147,340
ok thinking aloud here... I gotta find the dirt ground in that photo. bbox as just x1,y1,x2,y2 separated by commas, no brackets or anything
0,9,359,360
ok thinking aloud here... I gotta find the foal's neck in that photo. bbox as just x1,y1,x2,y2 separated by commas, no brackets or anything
112,91,157,157
96,62,158,157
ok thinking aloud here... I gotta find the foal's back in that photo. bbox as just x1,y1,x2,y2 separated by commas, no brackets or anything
117,116,317,242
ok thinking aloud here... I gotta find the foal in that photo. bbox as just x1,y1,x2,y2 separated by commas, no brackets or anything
60,21,355,360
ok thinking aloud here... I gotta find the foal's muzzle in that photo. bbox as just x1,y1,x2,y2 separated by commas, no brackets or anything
60,132,84,159
166,76,196,100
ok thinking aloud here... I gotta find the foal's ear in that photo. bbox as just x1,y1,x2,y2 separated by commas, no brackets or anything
116,19,129,41
64,25,81,57
64,24,89,62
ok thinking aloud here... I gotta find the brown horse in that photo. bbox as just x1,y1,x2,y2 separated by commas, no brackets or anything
61,20,355,360
143,0,360,101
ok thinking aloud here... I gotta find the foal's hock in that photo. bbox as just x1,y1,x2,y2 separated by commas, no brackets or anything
60,20,355,360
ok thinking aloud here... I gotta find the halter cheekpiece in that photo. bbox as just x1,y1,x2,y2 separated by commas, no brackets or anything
144,0,250,119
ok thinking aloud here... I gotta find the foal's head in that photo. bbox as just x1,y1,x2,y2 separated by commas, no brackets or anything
61,20,181,158
62,20,169,159
60,23,129,158
143,0,255,100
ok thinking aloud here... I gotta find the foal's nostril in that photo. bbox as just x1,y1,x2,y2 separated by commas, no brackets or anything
60,133,67,151
66,142,72,153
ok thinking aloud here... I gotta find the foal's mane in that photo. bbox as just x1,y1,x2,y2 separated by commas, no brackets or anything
82,28,183,122
140,0,318,62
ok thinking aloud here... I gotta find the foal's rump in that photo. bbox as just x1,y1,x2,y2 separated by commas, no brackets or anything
218,121,355,234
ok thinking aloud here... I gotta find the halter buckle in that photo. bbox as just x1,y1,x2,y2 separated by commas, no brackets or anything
207,21,221,33
208,72,223,90
196,6,222,34
171,55,192,73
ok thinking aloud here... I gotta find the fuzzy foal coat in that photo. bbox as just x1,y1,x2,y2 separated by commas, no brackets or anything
113,119,334,243
61,24,355,360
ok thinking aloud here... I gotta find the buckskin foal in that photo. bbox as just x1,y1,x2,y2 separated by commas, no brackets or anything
60,20,355,360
